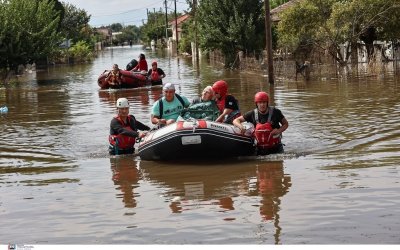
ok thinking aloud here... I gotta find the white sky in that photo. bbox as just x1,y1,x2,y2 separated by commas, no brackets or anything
61,0,189,27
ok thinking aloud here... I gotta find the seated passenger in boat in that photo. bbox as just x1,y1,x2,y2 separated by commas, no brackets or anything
151,83,190,127
212,80,240,124
109,98,150,155
233,91,289,154
105,64,123,87
180,86,220,121
131,53,148,72
147,61,166,86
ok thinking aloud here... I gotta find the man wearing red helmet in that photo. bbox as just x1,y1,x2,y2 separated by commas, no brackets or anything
233,91,289,154
212,80,240,124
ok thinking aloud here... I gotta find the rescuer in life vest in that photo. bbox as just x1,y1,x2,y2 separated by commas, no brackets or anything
147,61,166,86
232,91,289,155
109,98,150,155
212,80,240,124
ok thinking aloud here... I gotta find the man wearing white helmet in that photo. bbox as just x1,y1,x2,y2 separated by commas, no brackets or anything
109,98,150,155
151,82,190,127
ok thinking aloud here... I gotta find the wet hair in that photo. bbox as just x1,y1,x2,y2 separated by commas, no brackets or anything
139,53,145,60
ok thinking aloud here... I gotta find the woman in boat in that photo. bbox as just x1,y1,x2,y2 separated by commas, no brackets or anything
147,61,166,86
105,64,123,87
233,91,289,154
131,53,148,72
212,80,240,124
109,98,150,155
180,86,220,121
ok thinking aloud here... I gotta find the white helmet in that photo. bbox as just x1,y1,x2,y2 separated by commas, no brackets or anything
116,98,129,108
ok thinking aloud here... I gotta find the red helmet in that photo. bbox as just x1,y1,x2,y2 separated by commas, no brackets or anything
254,91,269,103
152,61,157,66
212,80,228,97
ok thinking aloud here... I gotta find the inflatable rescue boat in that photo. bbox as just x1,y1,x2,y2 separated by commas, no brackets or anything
138,119,256,160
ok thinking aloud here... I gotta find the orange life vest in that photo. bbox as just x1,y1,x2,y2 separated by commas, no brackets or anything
109,116,136,150
254,108,281,149
108,70,121,83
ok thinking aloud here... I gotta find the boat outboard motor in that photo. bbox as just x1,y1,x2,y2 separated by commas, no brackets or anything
126,59,138,71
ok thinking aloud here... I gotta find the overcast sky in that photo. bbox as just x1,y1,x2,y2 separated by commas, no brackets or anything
62,0,189,27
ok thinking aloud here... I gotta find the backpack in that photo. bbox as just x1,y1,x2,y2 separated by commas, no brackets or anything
158,94,185,119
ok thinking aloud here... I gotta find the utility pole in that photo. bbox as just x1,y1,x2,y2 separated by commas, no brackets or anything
165,0,168,42
174,0,179,55
264,0,274,84
194,0,199,70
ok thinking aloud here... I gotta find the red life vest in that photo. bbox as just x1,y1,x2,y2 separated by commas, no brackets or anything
151,69,161,81
216,97,225,113
254,108,281,149
109,116,136,150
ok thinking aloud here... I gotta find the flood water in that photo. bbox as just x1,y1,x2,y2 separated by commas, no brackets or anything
1,45,399,244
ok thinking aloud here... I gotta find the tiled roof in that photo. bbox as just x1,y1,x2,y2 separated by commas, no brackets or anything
169,13,191,25
271,0,303,22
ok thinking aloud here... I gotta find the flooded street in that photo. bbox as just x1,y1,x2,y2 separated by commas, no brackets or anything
1,45,399,244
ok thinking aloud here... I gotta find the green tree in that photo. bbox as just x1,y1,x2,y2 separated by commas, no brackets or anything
115,25,140,45
140,10,179,45
110,23,123,32
277,0,400,65
0,0,62,72
59,3,91,43
197,0,265,68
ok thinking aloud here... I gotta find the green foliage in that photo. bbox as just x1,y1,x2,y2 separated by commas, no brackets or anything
197,0,265,67
140,10,178,44
277,0,400,64
115,25,140,45
68,40,93,62
270,0,290,9
0,0,62,71
59,3,91,43
110,23,123,32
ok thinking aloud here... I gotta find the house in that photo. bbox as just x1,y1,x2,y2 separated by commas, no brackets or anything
169,13,191,41
95,27,112,41
270,0,303,23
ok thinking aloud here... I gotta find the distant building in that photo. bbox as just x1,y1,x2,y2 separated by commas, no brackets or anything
169,13,191,41
95,27,112,41
271,0,303,23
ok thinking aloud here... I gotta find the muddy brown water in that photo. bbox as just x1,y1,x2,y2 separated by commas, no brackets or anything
1,45,399,244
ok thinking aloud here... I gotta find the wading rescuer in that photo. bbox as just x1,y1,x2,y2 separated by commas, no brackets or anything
109,98,150,155
233,91,288,154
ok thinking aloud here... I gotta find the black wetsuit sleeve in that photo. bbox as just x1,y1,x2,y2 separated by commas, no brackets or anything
158,68,165,76
134,119,151,131
225,95,239,110
242,110,255,124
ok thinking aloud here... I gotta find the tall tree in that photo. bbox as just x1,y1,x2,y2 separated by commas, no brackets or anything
277,0,400,65
197,0,265,68
0,0,62,72
59,2,91,43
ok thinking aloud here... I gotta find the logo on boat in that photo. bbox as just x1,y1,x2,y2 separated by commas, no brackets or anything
210,123,228,131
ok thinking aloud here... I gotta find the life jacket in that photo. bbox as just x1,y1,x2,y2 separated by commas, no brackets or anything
216,96,225,113
108,70,121,83
151,69,161,81
108,116,137,151
254,107,281,149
